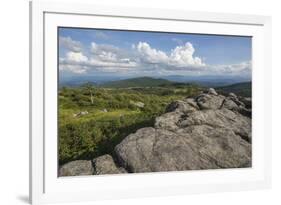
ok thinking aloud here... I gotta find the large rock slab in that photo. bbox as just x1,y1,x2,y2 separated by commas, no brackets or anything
114,88,252,173
177,109,251,142
114,126,251,173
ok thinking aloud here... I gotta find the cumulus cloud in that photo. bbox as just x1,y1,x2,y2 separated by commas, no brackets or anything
59,36,82,52
91,42,122,63
91,42,119,55
89,42,138,70
137,42,169,64
170,42,205,67
136,41,205,69
65,51,88,63
59,52,89,74
59,38,250,77
60,42,138,74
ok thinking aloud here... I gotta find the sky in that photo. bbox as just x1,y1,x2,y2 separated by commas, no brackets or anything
58,27,252,81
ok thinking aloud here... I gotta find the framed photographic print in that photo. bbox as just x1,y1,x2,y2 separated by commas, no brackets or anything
30,1,272,204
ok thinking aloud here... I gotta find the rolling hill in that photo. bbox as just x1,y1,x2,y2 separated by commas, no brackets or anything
101,77,174,88
216,82,252,97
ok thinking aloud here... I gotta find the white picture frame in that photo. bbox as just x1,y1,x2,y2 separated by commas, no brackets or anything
30,1,272,204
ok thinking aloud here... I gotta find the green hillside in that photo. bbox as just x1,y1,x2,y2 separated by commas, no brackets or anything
58,82,201,165
101,77,173,88
216,82,251,97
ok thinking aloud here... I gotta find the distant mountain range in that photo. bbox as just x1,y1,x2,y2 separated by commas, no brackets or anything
59,75,251,88
162,75,251,87
100,77,252,97
101,77,173,88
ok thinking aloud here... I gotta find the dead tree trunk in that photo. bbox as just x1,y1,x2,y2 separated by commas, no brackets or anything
90,91,94,104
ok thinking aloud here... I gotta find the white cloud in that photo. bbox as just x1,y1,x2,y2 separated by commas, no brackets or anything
66,51,88,63
170,42,205,67
59,42,138,74
91,42,119,55
59,39,250,77
137,42,169,64
59,36,82,52
135,41,205,68
59,64,87,74
88,58,137,69
60,52,89,74
89,42,138,70
213,61,251,75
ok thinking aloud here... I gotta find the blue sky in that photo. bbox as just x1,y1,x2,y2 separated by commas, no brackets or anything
59,27,252,80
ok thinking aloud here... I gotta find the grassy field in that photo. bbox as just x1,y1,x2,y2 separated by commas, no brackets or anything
58,83,201,165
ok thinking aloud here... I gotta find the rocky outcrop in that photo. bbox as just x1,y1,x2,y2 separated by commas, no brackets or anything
59,160,93,176
59,155,126,177
93,154,127,175
59,88,252,176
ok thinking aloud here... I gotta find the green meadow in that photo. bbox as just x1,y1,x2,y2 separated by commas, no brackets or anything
58,79,201,165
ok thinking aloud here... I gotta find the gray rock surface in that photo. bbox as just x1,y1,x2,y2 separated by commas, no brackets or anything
59,160,93,176
114,88,252,173
60,88,252,176
115,125,251,172
155,111,182,131
93,154,127,175
196,93,225,110
165,100,197,113
229,92,237,98
208,88,218,95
